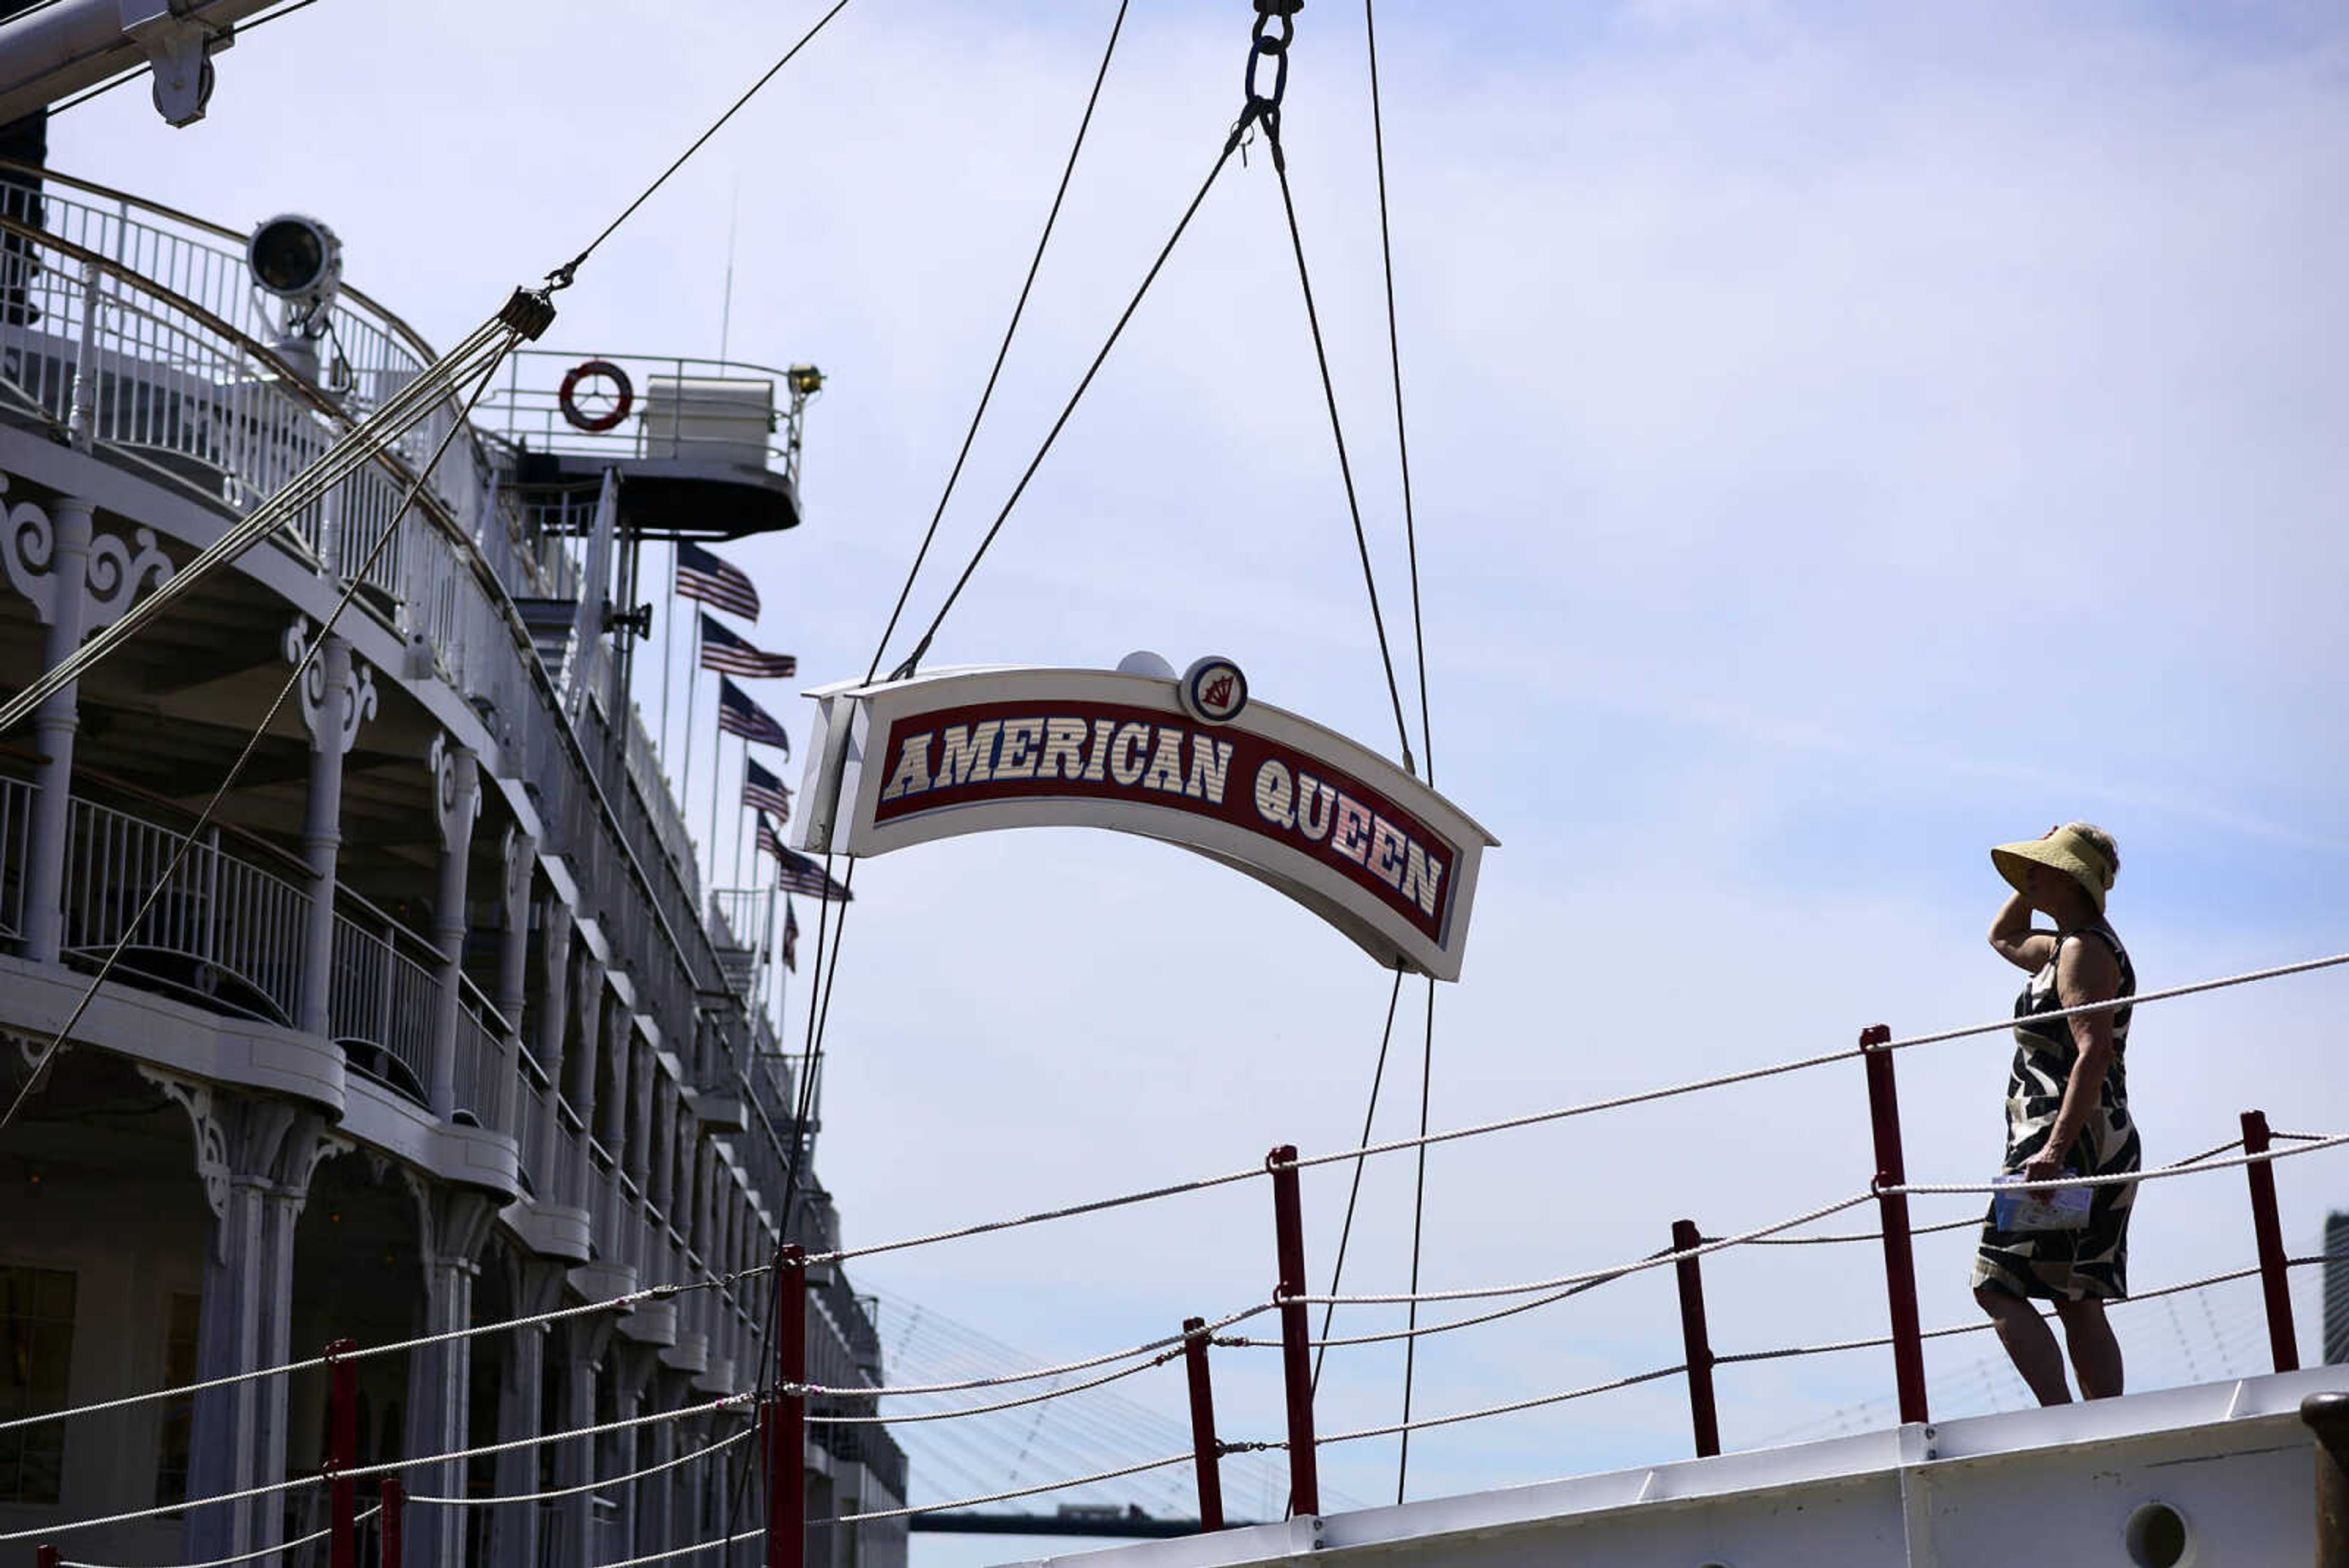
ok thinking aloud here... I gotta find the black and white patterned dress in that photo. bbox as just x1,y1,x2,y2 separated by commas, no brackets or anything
1970,923,2140,1302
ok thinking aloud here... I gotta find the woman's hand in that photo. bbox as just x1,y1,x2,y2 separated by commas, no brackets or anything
2019,1151,2069,1187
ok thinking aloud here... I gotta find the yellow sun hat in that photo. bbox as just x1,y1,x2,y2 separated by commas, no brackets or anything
1991,823,2118,913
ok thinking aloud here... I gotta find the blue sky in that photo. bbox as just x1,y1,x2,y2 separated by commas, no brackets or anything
54,0,2349,1558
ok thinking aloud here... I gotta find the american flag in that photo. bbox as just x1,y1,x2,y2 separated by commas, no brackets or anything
716,677,790,754
675,541,760,620
755,812,788,862
782,899,799,972
776,847,853,902
743,757,792,821
699,614,796,679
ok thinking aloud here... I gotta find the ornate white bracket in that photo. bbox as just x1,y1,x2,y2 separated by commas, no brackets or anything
139,1068,348,1259
502,826,536,926
284,616,377,755
0,477,174,632
428,733,482,856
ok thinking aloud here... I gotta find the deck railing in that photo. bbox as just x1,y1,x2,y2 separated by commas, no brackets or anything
62,795,307,1027
0,773,29,938
327,900,439,1105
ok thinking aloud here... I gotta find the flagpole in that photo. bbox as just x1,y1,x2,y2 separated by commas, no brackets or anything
707,729,727,887
660,541,678,763
681,613,700,804
734,801,751,893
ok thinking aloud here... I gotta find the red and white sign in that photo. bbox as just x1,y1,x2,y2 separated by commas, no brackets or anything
795,667,1496,979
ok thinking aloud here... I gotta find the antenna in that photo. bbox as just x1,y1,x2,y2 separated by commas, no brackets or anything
718,173,740,362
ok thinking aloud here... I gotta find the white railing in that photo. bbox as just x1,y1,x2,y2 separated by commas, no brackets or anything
62,796,307,1026
328,903,437,1103
454,975,513,1135
481,349,803,489
0,774,29,937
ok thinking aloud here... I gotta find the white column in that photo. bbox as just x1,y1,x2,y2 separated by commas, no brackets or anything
18,495,90,963
426,735,481,1120
288,619,376,1037
403,1185,497,1568
490,1259,566,1568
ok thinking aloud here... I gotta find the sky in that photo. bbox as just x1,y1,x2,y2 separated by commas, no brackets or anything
50,0,2349,1560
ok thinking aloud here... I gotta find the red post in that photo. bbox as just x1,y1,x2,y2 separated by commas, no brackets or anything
2243,1110,2300,1373
36,1545,58,1568
1181,1317,1226,1531
765,1245,807,1568
379,1479,404,1568
327,1337,359,1568
1671,1219,1721,1457
1860,1027,1929,1426
1267,1144,1320,1518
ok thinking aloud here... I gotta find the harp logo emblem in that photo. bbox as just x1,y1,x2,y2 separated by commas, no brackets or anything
1180,656,1249,725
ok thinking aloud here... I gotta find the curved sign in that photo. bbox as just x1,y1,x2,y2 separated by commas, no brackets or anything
793,667,1496,979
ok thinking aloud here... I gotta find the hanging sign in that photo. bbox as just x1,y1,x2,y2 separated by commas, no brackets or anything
793,665,1496,980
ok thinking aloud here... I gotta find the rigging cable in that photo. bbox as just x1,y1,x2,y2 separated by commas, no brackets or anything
887,132,1244,674
1362,0,1441,1499
1311,970,1405,1393
866,0,1133,683
552,0,859,288
0,314,535,1137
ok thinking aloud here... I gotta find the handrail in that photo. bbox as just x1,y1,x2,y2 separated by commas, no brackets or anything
0,155,445,365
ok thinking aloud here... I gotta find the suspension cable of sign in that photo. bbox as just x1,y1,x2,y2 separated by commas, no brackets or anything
867,0,1134,683
1249,2,1418,779
1362,0,1444,1505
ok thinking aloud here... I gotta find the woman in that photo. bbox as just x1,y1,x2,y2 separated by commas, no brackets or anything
1973,821,2139,1405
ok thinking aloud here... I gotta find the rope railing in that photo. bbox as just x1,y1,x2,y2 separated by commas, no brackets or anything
56,1505,382,1568
17,943,2348,1452
818,1452,1198,1525
407,1427,750,1506
1889,1131,2349,1198
788,1301,1272,1401
805,1346,1181,1426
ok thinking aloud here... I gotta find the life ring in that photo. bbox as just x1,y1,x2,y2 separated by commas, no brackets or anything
558,359,634,433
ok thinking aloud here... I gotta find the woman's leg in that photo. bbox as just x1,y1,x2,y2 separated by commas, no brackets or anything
2052,1298,2124,1399
1975,1285,2071,1405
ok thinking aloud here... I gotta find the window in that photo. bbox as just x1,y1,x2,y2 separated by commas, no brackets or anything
0,1265,75,1504
154,1291,201,1506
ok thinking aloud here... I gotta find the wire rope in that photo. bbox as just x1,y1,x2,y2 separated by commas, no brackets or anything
407,1427,749,1506
891,135,1242,673
822,1451,1195,1525
1263,114,1415,773
1312,969,1405,1391
0,321,524,1137
555,0,858,286
54,1505,379,1568
864,0,1131,683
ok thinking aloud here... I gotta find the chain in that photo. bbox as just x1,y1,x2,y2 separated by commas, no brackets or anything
1231,0,1304,160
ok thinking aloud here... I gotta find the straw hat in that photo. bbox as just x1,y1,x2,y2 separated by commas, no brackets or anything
1992,823,2118,913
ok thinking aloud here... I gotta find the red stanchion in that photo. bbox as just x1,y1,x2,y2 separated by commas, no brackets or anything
1860,1026,1929,1426
1268,1143,1321,1519
35,1545,57,1568
327,1336,359,1568
2242,1109,2301,1373
379,1479,404,1568
1181,1316,1225,1532
766,1245,807,1568
1671,1218,1721,1458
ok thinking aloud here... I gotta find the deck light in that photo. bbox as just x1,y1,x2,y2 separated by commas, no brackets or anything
787,363,824,397
247,214,342,334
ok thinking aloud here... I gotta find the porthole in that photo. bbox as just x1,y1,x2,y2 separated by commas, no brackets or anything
2124,1501,2193,1568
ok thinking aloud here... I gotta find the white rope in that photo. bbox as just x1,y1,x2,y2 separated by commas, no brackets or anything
1299,1192,1875,1307
791,1302,1272,1399
1890,1132,2349,1197
596,1529,764,1568
337,1391,755,1484
1319,1363,1688,1445
0,1268,760,1438
0,1472,319,1541
58,1506,380,1568
408,1429,749,1506
1880,948,2349,1055
813,1166,1266,1268
808,1345,1181,1425
820,1452,1195,1525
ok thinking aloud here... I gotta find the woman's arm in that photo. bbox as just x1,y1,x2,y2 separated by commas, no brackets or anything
2019,937,2122,1183
1990,890,2057,972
